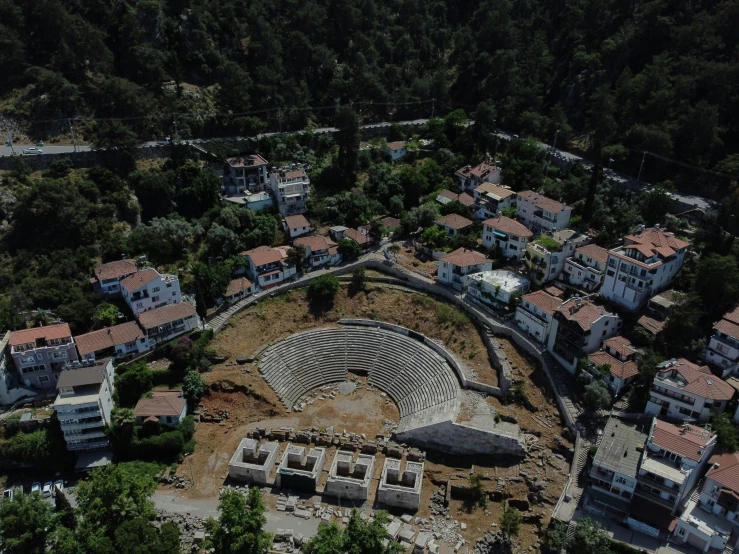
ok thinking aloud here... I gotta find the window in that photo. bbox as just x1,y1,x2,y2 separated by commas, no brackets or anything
137,302,143,308
678,527,686,537
166,416,172,423
152,286,160,292
607,270,615,277
152,296,159,302
38,375,50,384
172,292,176,297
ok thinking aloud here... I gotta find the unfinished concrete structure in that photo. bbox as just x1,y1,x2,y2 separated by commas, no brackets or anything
377,458,424,511
275,444,326,493
228,438,280,485
324,451,375,501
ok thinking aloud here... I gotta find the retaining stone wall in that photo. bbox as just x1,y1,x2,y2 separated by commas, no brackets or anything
0,146,172,171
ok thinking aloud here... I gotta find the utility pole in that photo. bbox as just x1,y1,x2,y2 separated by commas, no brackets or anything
6,131,14,155
543,126,559,179
68,119,78,152
172,114,178,143
636,151,646,186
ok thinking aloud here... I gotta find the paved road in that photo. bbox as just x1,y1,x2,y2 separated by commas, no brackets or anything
0,144,92,156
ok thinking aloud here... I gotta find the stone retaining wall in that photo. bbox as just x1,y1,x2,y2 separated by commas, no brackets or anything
0,146,172,171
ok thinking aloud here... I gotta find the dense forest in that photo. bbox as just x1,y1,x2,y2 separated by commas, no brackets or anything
1,0,738,192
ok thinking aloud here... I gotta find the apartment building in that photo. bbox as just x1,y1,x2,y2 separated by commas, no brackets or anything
523,230,590,285
75,321,149,362
482,215,532,261
90,259,138,297
473,182,516,220
270,169,310,215
588,336,639,396
137,303,200,348
515,290,562,344
293,235,340,269
54,358,115,452
601,227,689,311
516,191,573,233
242,246,298,289
435,213,474,236
224,154,269,193
466,270,530,309
547,298,622,373
705,306,739,378
561,244,609,292
437,248,493,290
120,269,181,316
587,418,647,518
673,453,739,553
283,214,312,239
454,162,501,191
8,324,79,389
631,419,716,532
645,359,734,423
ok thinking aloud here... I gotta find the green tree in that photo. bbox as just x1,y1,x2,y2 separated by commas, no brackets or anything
0,492,54,554
570,518,611,554
192,260,233,318
55,489,77,530
206,488,271,554
335,106,361,188
582,380,612,411
115,361,154,407
351,267,367,292
695,254,739,319
183,370,205,410
500,505,522,536
710,413,738,452
337,238,362,262
94,303,119,328
583,86,618,223
306,275,340,308
303,523,344,554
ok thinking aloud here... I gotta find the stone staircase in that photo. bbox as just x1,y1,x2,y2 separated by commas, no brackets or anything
205,296,254,333
570,438,591,505
541,351,583,423
565,520,578,544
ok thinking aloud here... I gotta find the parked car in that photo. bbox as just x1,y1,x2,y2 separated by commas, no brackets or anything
42,482,53,498
22,147,43,155
31,482,41,494
53,480,64,496
2,489,12,501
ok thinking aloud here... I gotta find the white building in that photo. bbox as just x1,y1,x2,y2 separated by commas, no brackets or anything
75,321,149,362
466,270,530,309
705,306,739,378
134,392,187,427
644,359,734,423
0,332,37,407
516,191,573,233
385,141,408,161
283,214,312,239
91,259,138,297
482,216,532,260
293,235,341,269
515,290,562,344
523,230,590,285
454,162,501,191
224,154,269,193
473,182,516,220
136,303,200,348
224,277,253,303
547,298,622,373
242,246,297,290
8,324,79,389
434,213,474,236
673,453,739,553
437,248,493,290
601,227,689,311
588,336,639,396
54,358,115,452
270,169,310,216
120,269,181,316
561,244,609,292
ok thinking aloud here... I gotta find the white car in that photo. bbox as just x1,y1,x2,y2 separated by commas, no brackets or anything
22,147,43,155
31,482,41,494
53,480,64,496
42,482,53,498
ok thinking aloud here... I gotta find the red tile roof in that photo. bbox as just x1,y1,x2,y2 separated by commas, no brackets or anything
626,228,690,252
638,315,666,335
386,141,406,151
440,248,492,268
588,351,639,380
518,191,569,214
438,189,475,207
225,278,252,298
650,419,714,461
294,235,335,253
284,214,311,229
660,359,735,401
483,215,533,238
137,303,197,330
435,213,473,230
555,299,615,330
276,169,307,180
9,323,73,347
120,269,160,293
226,154,268,168
93,259,137,282
706,453,739,493
545,286,564,298
74,322,144,356
344,228,371,245
475,182,515,199
455,162,499,181
135,392,187,418
521,291,562,316
242,245,283,267
714,318,739,341
576,244,609,265
381,216,401,229
723,306,739,326
603,336,636,358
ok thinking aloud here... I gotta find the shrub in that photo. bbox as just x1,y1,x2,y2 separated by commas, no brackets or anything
183,371,205,409
115,361,154,407
133,431,185,463
169,337,197,370
306,274,340,307
177,416,196,441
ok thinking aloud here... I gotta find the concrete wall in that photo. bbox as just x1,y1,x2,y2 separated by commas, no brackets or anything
394,419,526,457
227,439,280,485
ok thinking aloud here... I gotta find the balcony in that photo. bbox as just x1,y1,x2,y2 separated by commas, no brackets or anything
60,419,104,431
634,487,677,509
638,474,681,495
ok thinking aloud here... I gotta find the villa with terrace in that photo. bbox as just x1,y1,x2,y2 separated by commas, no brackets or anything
437,248,493,290
516,190,573,233
560,244,610,292
523,230,590,285
588,336,640,396
705,306,739,378
481,215,532,260
515,290,562,344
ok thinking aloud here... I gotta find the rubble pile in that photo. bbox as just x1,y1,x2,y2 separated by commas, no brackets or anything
473,531,514,554
200,405,230,423
155,510,206,553
161,474,192,490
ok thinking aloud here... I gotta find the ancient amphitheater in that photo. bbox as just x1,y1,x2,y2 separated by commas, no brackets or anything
259,322,526,457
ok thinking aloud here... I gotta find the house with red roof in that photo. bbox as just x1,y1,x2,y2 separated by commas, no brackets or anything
271,169,310,216
91,259,138,297
75,321,149,362
385,141,408,161
645,358,734,422
293,235,340,269
705,306,739,378
588,336,639,395
601,227,690,311
561,244,609,292
437,248,492,290
134,392,187,427
224,277,253,303
454,162,502,191
137,303,200,348
241,246,298,290
516,190,573,233
434,214,474,237
8,323,79,389
120,268,182,316
673,452,739,552
482,215,532,260
225,154,269,194
515,290,562,343
473,182,516,220
547,298,622,373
